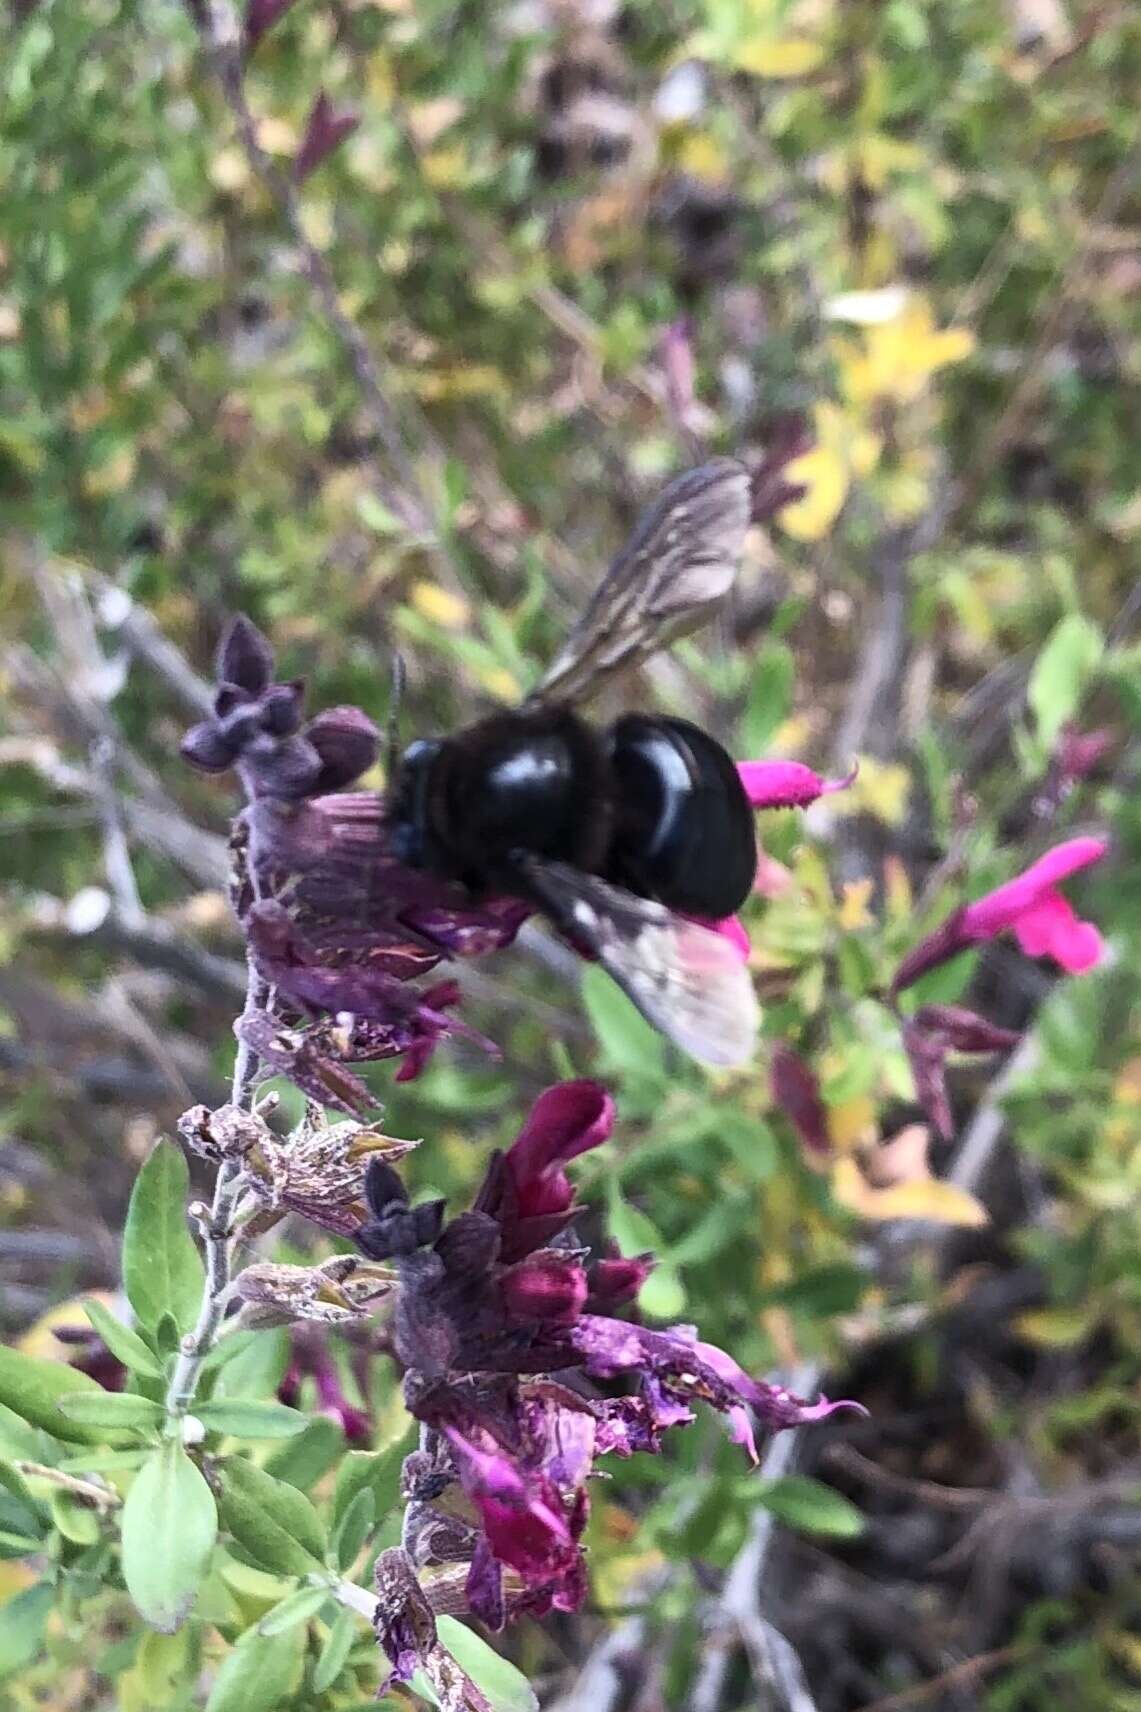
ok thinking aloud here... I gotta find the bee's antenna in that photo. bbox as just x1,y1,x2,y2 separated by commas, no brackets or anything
386,650,407,782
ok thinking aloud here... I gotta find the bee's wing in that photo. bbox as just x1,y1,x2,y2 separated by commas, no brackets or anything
528,459,752,709
517,856,758,1068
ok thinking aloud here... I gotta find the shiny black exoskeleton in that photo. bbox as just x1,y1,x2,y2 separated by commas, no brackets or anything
390,706,755,920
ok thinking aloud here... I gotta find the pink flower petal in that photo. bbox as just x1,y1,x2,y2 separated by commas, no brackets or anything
738,759,856,810
961,837,1107,938
689,913,750,961
507,1081,616,1217
1013,892,1105,973
753,850,793,897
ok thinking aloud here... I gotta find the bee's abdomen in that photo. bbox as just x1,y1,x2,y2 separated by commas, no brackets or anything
604,715,755,918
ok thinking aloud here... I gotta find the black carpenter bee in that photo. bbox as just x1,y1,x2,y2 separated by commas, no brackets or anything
389,459,760,1068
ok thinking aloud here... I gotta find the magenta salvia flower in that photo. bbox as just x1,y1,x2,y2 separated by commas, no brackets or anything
293,91,359,184
893,836,1108,993
279,1327,372,1442
738,758,857,810
902,1006,1020,1140
182,617,533,1100
749,415,813,521
769,1043,830,1158
354,1082,862,1629
245,0,296,50
689,761,856,958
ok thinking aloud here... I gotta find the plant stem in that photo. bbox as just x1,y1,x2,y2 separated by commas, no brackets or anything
331,1578,378,1622
165,964,267,1416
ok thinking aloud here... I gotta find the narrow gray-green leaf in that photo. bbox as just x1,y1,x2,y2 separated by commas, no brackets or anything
121,1441,217,1633
122,1139,205,1336
312,1606,358,1694
0,1345,120,1447
753,1475,865,1539
264,1416,344,1492
0,1581,54,1679
436,1616,539,1712
1028,612,1103,751
256,1583,330,1635
331,1487,374,1572
204,1621,304,1712
83,1298,164,1381
216,1457,327,1576
57,1392,163,1433
193,1400,308,1440
199,1331,261,1375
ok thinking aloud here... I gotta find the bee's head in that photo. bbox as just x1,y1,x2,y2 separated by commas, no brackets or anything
388,737,443,868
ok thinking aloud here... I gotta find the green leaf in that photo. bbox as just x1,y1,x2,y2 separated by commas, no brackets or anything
121,1440,218,1633
753,1475,865,1538
264,1417,344,1492
1028,613,1103,751
331,1487,375,1572
313,1606,358,1694
0,1345,119,1446
0,1581,54,1680
193,1400,309,1440
581,964,666,1082
758,1264,866,1317
356,492,406,537
217,1457,327,1576
204,1621,305,1712
436,1615,539,1712
56,1392,164,1433
82,1298,164,1381
136,1628,193,1703
606,1183,684,1319
199,1331,262,1376
742,641,795,755
0,1460,47,1541
122,1139,205,1336
332,1437,410,1531
211,1328,289,1401
49,1488,101,1545
256,1584,330,1635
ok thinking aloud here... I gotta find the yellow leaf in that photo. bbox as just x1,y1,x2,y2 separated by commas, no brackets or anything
843,296,976,408
478,666,521,702
838,878,874,931
414,364,508,402
778,444,848,541
734,36,824,77
18,1290,118,1360
0,301,20,340
409,581,470,629
832,755,911,827
827,1094,876,1152
1014,1305,1095,1347
676,132,729,185
778,400,881,541
421,146,470,189
883,855,912,920
832,1159,988,1226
